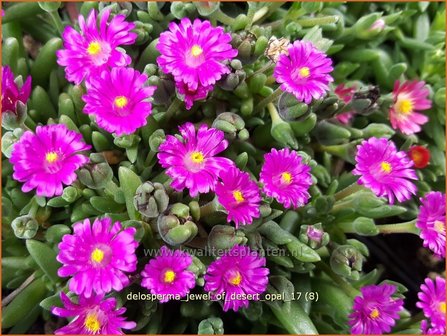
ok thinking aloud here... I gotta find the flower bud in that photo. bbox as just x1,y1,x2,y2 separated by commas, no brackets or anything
188,255,206,280
1,128,24,158
299,223,330,249
77,154,113,189
330,245,364,280
133,181,169,218
351,86,380,115
231,31,258,64
114,134,141,149
217,70,246,91
2,101,27,130
194,1,219,16
198,317,224,335
11,215,38,239
170,202,190,219
149,129,166,152
171,2,196,19
158,214,198,246
134,21,153,45
207,225,247,251
212,112,246,140
352,13,383,39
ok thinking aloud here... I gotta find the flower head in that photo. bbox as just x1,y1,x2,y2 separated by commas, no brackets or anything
140,246,195,302
352,137,417,204
82,67,156,136
1,65,32,113
175,80,212,110
417,277,446,328
204,245,269,312
52,292,136,334
421,319,446,335
416,192,445,258
215,166,261,227
157,18,237,90
10,124,90,197
57,9,137,84
409,145,431,169
260,148,312,209
389,80,431,135
274,40,333,104
349,284,404,334
158,122,234,197
57,217,138,297
334,83,356,124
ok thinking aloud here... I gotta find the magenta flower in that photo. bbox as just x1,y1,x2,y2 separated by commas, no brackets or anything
334,83,356,124
57,9,137,85
10,124,90,197
158,122,234,197
82,67,156,136
157,18,237,90
274,40,333,104
416,191,445,258
57,217,138,297
52,292,136,334
215,166,261,227
389,80,431,135
175,80,212,110
204,245,269,312
352,137,417,204
1,65,32,113
421,319,446,335
260,148,312,209
417,277,446,328
349,284,404,334
140,246,195,303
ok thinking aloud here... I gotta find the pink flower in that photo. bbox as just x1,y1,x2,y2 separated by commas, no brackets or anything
57,9,137,85
157,18,237,90
204,245,269,312
82,67,156,136
140,246,196,303
260,148,312,209
175,80,212,110
389,80,431,135
158,122,234,197
352,137,417,204
349,284,404,334
57,217,138,297
1,65,32,113
10,124,90,197
215,166,261,227
334,83,356,124
421,319,446,335
416,192,445,258
417,277,446,329
274,40,333,104
52,292,136,334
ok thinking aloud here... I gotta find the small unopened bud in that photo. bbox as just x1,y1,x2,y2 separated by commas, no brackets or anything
62,186,82,203
1,128,24,158
212,112,246,140
299,223,330,249
149,129,166,152
77,154,113,189
208,225,247,251
133,181,169,218
2,101,28,130
330,245,364,280
11,215,38,239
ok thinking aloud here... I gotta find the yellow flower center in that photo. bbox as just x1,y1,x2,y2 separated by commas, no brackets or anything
434,220,445,234
395,98,413,115
164,269,176,284
233,190,245,203
191,45,203,57
380,161,392,173
439,302,446,314
114,96,128,108
87,42,101,56
91,248,104,263
45,151,59,163
228,271,242,286
84,313,101,333
299,67,310,78
191,151,204,163
281,172,292,184
370,308,380,319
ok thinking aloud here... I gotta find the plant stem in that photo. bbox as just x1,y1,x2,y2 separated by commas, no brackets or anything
254,87,283,114
211,9,234,25
317,261,359,298
297,15,339,27
2,272,36,307
377,219,419,235
49,11,64,35
333,181,365,201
